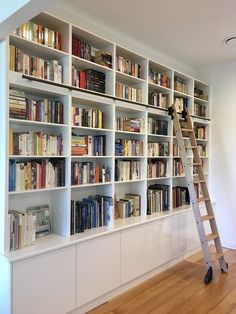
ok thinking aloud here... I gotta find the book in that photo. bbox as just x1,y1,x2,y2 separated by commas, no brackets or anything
72,106,103,128
148,92,169,108
147,159,168,178
194,103,206,118
26,204,51,238
71,134,106,156
194,126,206,139
173,158,184,176
147,141,169,157
115,159,141,181
174,77,187,94
115,139,143,156
172,186,190,208
149,68,170,88
174,97,188,112
115,82,142,102
116,117,144,133
147,184,169,214
116,56,142,78
115,194,141,218
148,117,168,135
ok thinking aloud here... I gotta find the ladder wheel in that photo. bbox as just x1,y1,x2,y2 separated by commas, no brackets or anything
221,262,229,273
204,266,213,284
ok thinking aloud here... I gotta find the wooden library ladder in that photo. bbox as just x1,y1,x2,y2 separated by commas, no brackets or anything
168,104,228,284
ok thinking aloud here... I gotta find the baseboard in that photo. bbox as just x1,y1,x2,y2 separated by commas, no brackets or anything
222,240,236,250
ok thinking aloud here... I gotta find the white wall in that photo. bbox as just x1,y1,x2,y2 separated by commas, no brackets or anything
200,63,236,249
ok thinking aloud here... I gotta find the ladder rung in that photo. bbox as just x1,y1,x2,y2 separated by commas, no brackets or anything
193,180,205,184
193,163,202,166
181,128,193,132
197,197,209,202
201,215,215,221
206,233,219,241
185,146,198,149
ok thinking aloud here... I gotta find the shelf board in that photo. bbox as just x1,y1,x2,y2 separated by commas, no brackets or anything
71,125,113,132
72,55,113,74
9,155,67,159
148,81,172,92
196,138,208,142
115,130,146,135
174,90,193,98
71,155,113,159
9,118,67,128
172,175,185,178
147,177,171,181
9,186,67,195
9,34,69,59
194,96,209,104
115,156,145,159
116,70,146,84
115,179,145,184
147,156,171,159
148,133,171,138
71,182,112,188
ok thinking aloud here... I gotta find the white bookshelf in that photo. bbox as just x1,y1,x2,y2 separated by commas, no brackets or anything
1,11,210,259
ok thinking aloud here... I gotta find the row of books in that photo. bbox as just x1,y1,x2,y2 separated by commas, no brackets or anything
9,204,51,251
148,118,168,135
173,143,180,157
198,144,207,157
9,130,63,156
116,56,142,78
147,184,169,214
147,160,168,178
172,186,190,208
116,117,144,133
9,159,65,191
115,160,141,181
194,103,207,118
194,183,204,199
115,139,143,157
71,134,106,156
71,162,111,185
115,194,141,218
174,77,187,94
70,196,113,234
9,45,63,83
149,69,170,88
13,21,61,50
194,87,208,101
72,107,103,128
9,89,64,124
147,142,169,157
174,97,188,112
116,82,142,103
148,92,168,108
72,66,106,93
173,158,184,176
72,36,112,68
194,126,206,139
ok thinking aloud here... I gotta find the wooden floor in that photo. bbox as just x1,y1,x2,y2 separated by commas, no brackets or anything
88,249,236,314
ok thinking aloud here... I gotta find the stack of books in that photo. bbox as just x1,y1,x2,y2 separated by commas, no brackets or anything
70,195,113,234
174,97,188,112
71,134,106,156
194,103,206,117
194,126,206,139
174,77,187,94
194,87,208,100
115,194,141,218
71,66,106,93
116,117,144,133
198,144,207,157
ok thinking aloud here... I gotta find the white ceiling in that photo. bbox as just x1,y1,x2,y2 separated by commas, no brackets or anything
64,0,236,69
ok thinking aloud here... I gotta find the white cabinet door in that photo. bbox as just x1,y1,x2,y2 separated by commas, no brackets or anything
121,222,155,284
154,217,171,267
12,245,76,314
169,213,187,259
186,210,200,251
76,232,120,307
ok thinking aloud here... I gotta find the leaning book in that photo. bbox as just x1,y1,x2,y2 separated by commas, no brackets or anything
26,204,51,238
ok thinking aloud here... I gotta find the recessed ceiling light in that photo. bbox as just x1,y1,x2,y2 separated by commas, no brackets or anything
224,37,236,47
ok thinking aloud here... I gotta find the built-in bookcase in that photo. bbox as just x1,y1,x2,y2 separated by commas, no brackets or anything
2,11,210,256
